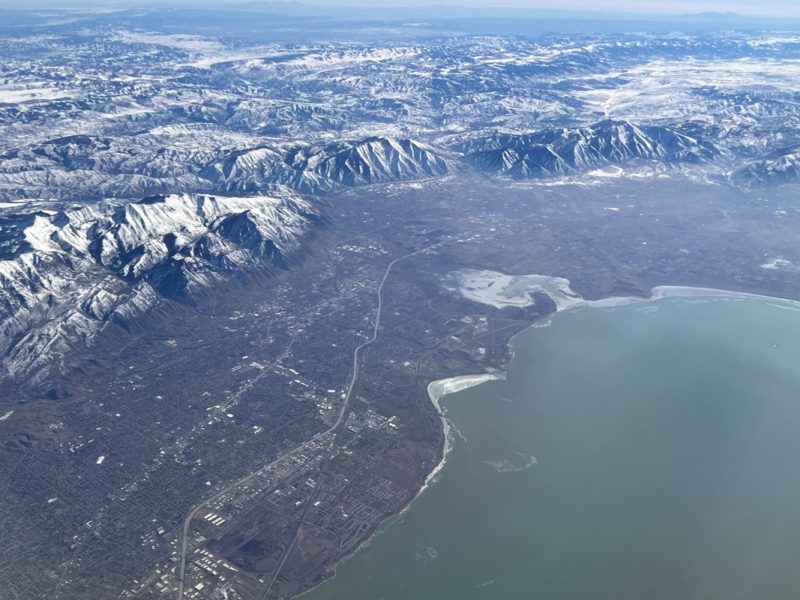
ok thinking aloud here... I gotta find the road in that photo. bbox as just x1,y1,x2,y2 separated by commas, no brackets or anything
176,241,441,600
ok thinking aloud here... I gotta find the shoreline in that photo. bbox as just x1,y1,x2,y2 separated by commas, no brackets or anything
295,372,507,600
650,285,800,306
422,373,507,492
295,280,800,599
449,269,800,320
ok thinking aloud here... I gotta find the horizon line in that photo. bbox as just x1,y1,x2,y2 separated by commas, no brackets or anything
2,1,800,22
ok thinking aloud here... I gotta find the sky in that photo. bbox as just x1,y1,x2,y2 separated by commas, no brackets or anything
3,0,800,19
295,0,800,18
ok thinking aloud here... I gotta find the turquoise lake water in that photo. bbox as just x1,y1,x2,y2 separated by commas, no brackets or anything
304,290,800,600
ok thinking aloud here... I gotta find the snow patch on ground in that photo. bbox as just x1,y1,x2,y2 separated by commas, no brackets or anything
587,166,625,178
572,57,800,122
24,215,61,253
0,84,72,103
113,31,225,53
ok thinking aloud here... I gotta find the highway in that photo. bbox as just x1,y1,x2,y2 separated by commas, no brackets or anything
176,241,440,600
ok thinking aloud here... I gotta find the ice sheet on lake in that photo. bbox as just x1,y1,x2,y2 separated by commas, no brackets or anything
761,258,794,271
446,269,581,311
446,270,800,324
445,269,634,312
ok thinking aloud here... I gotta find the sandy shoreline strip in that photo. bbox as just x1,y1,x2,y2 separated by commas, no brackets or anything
422,373,506,491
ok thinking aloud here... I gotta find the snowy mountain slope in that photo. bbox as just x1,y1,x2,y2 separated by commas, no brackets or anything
4,26,800,390
201,146,333,194
298,137,449,187
0,191,320,389
731,144,800,186
4,31,800,202
203,136,450,193
464,120,721,179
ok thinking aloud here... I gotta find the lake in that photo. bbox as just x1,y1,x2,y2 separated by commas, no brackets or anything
304,289,800,600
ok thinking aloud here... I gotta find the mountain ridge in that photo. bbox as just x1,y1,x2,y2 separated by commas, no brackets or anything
0,191,321,391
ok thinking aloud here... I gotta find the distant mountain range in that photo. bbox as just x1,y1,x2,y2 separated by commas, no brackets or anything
732,145,800,187
4,26,800,391
462,120,720,179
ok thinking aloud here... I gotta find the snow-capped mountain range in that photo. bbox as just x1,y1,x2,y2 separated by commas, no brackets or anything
4,30,800,202
4,21,800,387
0,191,318,389
462,120,720,179
202,136,450,194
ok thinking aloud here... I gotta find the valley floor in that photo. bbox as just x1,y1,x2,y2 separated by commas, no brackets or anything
2,176,800,599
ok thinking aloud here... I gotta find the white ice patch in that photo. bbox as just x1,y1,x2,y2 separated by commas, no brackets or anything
411,543,438,565
446,269,588,311
761,258,794,271
427,373,504,404
449,270,800,317
485,452,538,473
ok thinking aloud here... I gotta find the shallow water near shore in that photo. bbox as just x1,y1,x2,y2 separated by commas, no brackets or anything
304,290,800,600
